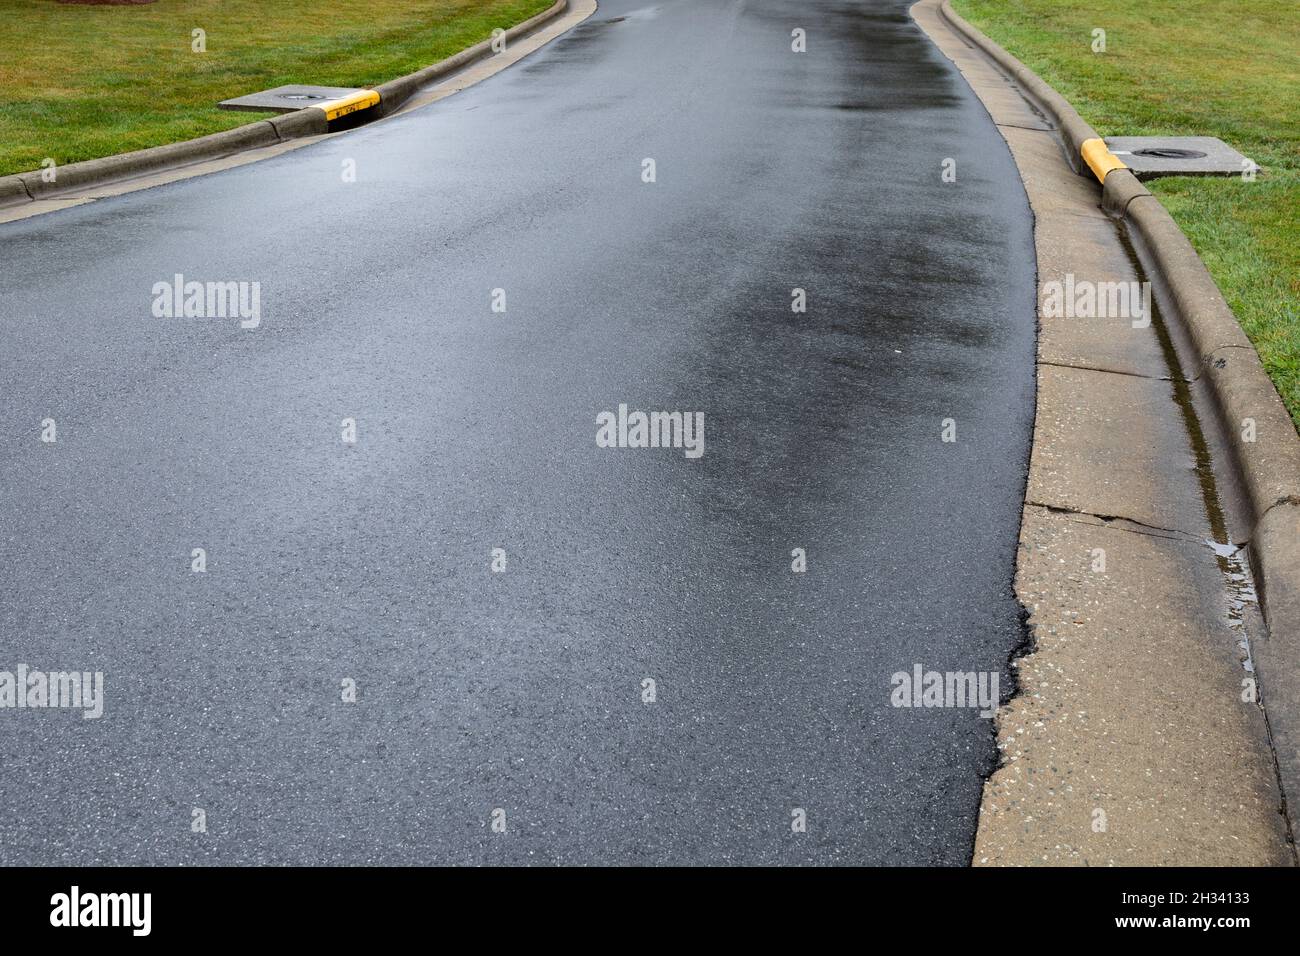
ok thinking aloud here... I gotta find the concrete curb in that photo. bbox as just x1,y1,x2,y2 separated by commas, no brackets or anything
373,0,569,116
9,120,289,205
0,0,569,210
938,0,1097,175
939,0,1300,813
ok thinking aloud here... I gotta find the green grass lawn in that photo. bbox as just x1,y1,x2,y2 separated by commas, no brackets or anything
951,0,1299,428
0,0,552,175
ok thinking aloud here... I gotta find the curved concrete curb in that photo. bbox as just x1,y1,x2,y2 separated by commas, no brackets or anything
0,0,569,210
938,1,1097,175
372,0,568,117
939,0,1300,821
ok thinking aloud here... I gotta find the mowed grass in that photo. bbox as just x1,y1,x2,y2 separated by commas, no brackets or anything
952,0,1299,428
0,0,552,175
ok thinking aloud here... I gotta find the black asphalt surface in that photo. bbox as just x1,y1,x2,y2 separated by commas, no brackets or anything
0,0,1036,864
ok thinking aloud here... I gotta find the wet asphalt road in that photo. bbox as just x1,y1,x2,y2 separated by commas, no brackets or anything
0,0,1035,864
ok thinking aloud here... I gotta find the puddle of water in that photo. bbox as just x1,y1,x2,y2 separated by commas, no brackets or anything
1206,538,1259,671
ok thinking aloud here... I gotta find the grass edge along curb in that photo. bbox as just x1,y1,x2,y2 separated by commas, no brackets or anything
0,0,570,209
937,0,1300,829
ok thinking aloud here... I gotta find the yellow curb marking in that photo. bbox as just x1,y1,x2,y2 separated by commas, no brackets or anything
319,90,381,122
1080,137,1126,182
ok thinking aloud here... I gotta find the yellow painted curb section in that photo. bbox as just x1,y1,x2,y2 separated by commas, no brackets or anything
1080,137,1126,183
319,90,381,122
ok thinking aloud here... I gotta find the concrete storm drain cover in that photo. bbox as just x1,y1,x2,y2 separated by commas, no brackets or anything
1104,135,1253,178
218,85,371,113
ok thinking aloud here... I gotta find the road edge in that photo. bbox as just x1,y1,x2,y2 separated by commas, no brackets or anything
939,0,1300,829
0,0,571,211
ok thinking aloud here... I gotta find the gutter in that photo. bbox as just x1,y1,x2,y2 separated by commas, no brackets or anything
938,0,1300,827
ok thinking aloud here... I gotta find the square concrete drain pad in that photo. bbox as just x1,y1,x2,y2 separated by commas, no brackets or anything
1104,136,1253,179
219,85,368,113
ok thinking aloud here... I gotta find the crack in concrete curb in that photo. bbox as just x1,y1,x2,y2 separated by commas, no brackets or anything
1026,502,1204,543
1037,359,1177,383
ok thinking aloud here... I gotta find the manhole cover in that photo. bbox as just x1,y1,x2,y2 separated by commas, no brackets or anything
1132,147,1208,160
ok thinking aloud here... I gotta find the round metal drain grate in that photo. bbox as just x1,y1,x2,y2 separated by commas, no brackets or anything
1132,147,1208,160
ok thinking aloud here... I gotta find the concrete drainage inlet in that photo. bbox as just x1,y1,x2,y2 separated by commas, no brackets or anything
218,85,369,113
1104,135,1252,178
